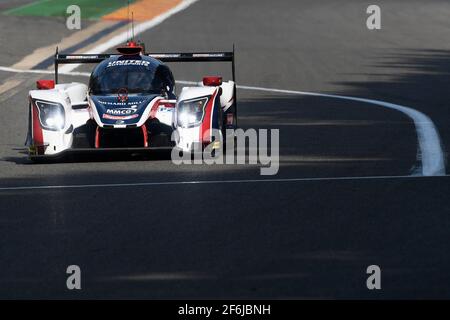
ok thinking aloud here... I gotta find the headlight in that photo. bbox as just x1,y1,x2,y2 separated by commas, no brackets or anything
34,100,65,131
177,97,209,128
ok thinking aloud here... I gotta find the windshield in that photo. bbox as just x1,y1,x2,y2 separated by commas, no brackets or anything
89,60,174,95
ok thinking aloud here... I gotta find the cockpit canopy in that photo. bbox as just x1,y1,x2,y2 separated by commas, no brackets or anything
88,55,175,95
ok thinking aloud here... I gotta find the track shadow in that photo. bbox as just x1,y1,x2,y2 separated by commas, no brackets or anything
0,171,449,299
330,49,450,169
237,92,418,176
3,149,174,165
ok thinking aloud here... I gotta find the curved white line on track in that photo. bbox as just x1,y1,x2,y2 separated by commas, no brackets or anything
236,84,446,176
178,81,446,177
0,66,445,176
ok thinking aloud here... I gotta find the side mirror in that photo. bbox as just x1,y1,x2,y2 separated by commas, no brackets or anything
203,76,222,87
36,80,55,90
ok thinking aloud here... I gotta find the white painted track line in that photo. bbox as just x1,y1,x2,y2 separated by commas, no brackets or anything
0,66,90,77
236,85,446,176
0,65,446,177
0,175,447,192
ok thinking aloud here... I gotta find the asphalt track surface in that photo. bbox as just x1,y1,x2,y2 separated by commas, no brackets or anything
1,0,450,298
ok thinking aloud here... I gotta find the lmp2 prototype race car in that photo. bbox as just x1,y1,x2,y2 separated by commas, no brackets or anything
25,41,237,160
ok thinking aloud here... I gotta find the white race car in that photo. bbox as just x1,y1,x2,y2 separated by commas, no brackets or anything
25,41,237,160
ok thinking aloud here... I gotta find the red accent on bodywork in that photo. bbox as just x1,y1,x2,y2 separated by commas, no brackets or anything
36,80,55,90
117,87,128,102
142,124,148,147
226,113,234,125
199,89,218,144
149,99,162,119
203,76,222,87
116,41,143,55
95,126,100,148
31,102,44,154
149,99,174,119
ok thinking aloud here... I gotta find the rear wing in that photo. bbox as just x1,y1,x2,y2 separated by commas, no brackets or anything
54,47,236,84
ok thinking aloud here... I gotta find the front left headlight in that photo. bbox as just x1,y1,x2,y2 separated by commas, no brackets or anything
34,100,65,131
177,97,209,128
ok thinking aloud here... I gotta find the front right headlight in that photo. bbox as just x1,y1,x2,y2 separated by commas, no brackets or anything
34,100,65,131
177,97,209,128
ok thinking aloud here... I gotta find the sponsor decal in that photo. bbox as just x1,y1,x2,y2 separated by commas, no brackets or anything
102,113,139,120
67,55,90,59
158,106,174,113
151,54,181,58
97,100,145,106
105,105,138,115
193,53,225,58
106,60,150,68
